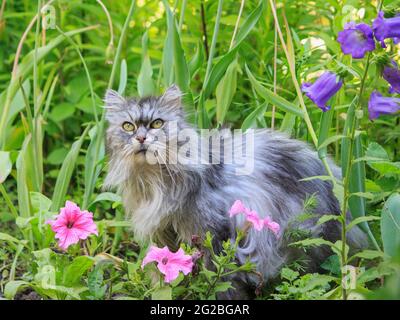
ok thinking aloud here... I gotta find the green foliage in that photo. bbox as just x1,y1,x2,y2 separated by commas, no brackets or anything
1,0,400,301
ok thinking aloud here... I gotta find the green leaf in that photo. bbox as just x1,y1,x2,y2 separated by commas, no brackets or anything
51,126,90,211
290,238,334,249
316,214,342,226
381,193,400,258
82,124,105,209
216,59,238,124
349,250,385,261
118,59,128,95
245,64,304,118
241,102,268,130
5,79,31,125
63,256,94,287
0,151,12,183
16,135,32,218
47,147,69,165
30,192,52,214
347,216,380,231
317,135,346,151
90,192,122,206
214,281,233,293
341,100,377,247
203,2,264,99
188,41,205,79
49,102,75,122
365,142,390,161
281,267,299,282
0,26,98,144
162,0,194,120
4,280,30,300
0,232,22,244
280,110,297,134
88,261,112,300
137,31,155,97
152,286,172,300
320,255,341,275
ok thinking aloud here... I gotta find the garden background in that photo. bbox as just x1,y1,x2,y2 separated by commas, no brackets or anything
0,0,400,300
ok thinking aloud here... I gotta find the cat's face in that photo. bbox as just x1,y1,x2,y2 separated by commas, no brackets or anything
104,85,187,165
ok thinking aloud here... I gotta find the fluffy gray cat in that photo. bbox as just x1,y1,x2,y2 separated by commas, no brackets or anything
104,85,367,299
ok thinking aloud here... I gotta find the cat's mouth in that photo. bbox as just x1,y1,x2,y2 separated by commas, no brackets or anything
135,145,148,155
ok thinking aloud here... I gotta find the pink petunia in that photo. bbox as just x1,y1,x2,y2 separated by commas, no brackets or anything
142,246,194,283
229,200,247,217
229,200,280,236
245,210,265,231
264,216,281,236
46,200,98,251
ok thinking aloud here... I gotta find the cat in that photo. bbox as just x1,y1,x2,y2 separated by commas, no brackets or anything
103,85,368,299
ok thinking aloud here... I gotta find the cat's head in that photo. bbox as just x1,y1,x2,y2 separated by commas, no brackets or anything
104,85,189,166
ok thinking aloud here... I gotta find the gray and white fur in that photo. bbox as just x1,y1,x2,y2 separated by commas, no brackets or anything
104,85,368,299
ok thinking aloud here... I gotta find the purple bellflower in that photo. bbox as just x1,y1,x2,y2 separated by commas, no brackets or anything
373,11,400,47
383,60,400,94
368,90,400,120
302,72,343,112
337,22,375,58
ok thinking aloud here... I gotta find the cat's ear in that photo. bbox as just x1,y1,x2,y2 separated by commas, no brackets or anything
160,84,182,107
104,89,127,110
104,89,128,121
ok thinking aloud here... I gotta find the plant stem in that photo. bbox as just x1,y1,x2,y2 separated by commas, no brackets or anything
205,264,222,299
340,52,371,300
229,0,245,50
200,1,209,59
178,0,187,32
96,0,114,48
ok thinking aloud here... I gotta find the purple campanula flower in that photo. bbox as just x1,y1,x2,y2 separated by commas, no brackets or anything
302,72,343,112
368,90,400,120
394,38,400,45
373,11,400,47
383,60,400,94
337,22,375,58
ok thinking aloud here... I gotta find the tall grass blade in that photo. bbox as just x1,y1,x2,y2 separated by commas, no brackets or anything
137,31,155,97
51,126,90,212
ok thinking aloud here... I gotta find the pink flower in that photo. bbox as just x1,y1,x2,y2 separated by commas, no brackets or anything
142,246,194,283
229,200,281,236
46,200,98,251
245,210,265,231
264,216,281,236
229,200,247,217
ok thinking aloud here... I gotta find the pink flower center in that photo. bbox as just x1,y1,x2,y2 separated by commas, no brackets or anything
161,257,169,265
66,221,75,229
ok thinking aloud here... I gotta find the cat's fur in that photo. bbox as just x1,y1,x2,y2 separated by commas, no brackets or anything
104,85,368,299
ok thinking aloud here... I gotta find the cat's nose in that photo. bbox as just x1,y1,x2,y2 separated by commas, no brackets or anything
135,136,146,144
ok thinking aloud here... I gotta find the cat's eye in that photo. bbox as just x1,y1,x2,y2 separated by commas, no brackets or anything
150,119,164,129
122,121,136,132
